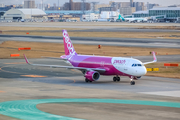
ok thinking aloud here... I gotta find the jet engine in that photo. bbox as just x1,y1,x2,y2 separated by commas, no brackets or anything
85,71,100,81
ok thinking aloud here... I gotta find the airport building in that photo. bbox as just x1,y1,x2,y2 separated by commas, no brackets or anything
132,10,149,17
149,7,180,18
3,9,47,20
132,7,180,21
0,5,23,19
82,13,99,21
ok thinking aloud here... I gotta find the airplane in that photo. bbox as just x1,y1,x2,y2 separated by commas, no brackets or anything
118,14,148,23
23,29,157,85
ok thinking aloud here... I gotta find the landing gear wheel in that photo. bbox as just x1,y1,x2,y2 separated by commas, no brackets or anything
113,77,117,82
130,81,135,85
117,77,120,82
85,79,89,83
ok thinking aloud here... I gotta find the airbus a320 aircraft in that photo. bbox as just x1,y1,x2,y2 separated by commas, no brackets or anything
24,30,157,85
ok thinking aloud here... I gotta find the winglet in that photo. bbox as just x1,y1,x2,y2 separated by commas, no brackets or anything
142,51,157,65
23,54,30,64
152,51,157,62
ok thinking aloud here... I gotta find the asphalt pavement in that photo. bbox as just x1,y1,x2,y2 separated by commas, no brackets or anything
0,58,180,120
0,34,180,48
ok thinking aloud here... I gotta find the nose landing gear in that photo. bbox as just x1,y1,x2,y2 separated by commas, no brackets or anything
130,76,135,85
113,76,120,82
130,81,135,85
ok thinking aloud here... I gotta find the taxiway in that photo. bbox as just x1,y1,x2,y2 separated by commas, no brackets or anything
0,58,180,120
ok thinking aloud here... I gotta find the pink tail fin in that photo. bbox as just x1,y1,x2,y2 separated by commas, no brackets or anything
62,30,76,55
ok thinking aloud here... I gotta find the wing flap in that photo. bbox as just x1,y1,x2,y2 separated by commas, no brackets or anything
41,57,67,60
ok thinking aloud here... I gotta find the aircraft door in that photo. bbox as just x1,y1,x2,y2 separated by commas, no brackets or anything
124,60,129,72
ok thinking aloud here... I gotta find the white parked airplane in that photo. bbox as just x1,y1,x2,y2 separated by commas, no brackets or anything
118,14,148,23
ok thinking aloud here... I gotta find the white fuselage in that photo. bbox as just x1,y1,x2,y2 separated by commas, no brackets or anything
111,57,147,76
125,18,147,22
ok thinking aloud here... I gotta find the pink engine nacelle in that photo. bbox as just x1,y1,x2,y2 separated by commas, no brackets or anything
85,71,100,81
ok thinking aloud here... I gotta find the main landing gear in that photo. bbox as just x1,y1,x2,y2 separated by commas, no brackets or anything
130,76,135,85
113,76,120,82
85,78,92,83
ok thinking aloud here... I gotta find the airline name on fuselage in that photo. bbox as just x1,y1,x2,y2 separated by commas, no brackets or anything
113,59,126,64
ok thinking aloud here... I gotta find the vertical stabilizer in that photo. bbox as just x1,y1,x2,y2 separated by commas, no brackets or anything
62,30,77,55
119,14,125,21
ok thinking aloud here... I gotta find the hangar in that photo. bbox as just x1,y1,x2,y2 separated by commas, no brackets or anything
3,9,47,20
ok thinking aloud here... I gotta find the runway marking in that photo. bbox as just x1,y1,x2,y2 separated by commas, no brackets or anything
71,69,80,73
0,64,43,76
140,91,180,98
21,75,47,78
0,63,29,75
4,62,25,65
0,91,5,93
0,65,23,74
60,77,76,85
0,99,180,120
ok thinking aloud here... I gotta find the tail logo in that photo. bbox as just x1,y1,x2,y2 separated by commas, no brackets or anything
63,30,74,55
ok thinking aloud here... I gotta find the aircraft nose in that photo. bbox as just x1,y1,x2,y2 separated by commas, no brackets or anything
142,67,147,75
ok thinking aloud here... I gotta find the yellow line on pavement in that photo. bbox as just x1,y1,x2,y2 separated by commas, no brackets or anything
21,75,47,78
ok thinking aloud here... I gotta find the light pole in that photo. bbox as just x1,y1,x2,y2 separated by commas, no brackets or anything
31,8,32,21
42,0,43,10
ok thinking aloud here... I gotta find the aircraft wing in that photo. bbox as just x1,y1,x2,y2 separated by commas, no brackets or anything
142,51,157,65
41,56,67,60
24,54,106,73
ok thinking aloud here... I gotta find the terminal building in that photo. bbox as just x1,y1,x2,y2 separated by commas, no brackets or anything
132,7,180,22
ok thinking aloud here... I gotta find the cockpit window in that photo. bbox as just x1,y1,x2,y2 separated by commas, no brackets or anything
138,64,142,66
132,64,142,67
